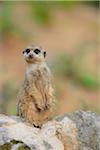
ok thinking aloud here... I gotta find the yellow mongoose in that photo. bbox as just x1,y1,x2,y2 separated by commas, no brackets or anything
17,45,56,127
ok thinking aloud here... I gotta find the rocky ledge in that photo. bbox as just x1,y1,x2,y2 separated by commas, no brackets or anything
0,111,100,150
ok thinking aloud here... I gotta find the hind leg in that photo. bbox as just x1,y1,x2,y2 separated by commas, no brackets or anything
18,100,42,127
39,105,56,126
24,102,42,127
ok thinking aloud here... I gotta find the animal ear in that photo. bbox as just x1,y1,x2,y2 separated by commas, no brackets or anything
43,51,46,58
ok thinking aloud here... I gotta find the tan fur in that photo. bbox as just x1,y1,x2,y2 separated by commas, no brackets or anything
17,45,56,127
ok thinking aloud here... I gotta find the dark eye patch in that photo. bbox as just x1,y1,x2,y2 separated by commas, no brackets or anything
34,49,40,54
25,49,30,54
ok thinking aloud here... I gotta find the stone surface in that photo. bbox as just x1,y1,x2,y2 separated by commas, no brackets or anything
0,111,100,150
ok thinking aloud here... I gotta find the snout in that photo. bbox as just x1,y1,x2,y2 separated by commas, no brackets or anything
28,54,33,59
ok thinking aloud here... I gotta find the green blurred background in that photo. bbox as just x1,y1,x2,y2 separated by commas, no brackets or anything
0,1,99,115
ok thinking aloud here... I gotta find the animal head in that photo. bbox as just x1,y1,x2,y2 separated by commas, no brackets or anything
23,45,46,64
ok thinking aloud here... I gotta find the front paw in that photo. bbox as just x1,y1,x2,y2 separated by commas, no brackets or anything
36,103,50,111
35,103,45,111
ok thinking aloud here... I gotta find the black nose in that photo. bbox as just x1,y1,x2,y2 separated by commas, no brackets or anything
29,54,33,59
34,49,40,54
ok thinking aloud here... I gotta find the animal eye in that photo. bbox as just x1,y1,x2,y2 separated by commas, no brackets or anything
25,49,30,54
34,49,40,54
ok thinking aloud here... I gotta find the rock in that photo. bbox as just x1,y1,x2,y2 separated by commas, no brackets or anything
0,111,99,150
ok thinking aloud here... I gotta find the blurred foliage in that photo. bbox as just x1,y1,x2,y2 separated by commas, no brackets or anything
2,81,17,101
83,1,99,8
0,1,27,40
78,73,98,89
29,1,50,25
0,1,99,39
1,80,17,114
29,1,77,25
53,48,99,90
0,1,14,38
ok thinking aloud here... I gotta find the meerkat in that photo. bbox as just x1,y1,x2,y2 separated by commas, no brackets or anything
17,45,56,127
